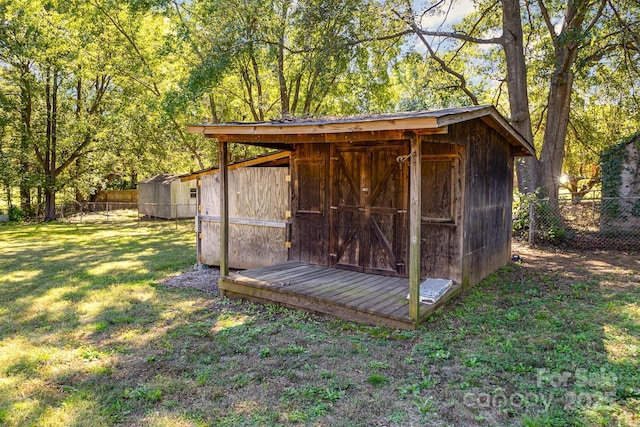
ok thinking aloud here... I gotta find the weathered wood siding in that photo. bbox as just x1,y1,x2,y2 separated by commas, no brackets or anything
198,167,289,269
291,144,331,265
417,120,513,287
418,141,464,283
459,120,513,287
289,119,515,287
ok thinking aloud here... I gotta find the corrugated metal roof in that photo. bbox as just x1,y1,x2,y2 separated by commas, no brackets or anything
138,173,181,185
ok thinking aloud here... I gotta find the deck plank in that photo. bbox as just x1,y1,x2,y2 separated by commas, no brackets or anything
218,261,461,329
350,278,408,313
250,266,329,285
338,276,406,306
294,270,368,298
331,280,405,313
277,266,344,286
307,270,392,299
238,261,302,277
242,264,317,282
283,270,356,293
291,269,408,315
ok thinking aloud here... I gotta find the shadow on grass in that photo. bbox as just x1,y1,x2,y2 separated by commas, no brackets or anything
0,222,199,425
422,245,639,426
0,222,194,336
0,222,638,426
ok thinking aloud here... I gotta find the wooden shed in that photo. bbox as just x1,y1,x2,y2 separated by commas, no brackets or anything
187,106,534,329
181,152,290,269
138,173,197,219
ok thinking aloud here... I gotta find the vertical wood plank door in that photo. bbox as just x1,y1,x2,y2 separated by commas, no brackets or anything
331,143,408,276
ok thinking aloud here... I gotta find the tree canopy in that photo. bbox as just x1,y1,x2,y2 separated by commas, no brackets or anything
0,0,638,218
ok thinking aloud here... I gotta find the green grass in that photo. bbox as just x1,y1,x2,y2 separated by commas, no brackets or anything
1,221,639,426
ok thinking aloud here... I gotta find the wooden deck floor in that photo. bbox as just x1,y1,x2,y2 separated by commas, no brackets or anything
219,262,462,329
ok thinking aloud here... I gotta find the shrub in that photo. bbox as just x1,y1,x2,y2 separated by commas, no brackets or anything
8,206,23,222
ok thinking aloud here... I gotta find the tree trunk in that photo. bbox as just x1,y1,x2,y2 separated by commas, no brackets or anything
19,174,32,216
75,158,83,204
36,186,42,219
19,67,33,217
501,0,537,193
277,3,289,116
44,186,56,221
44,67,59,221
538,67,575,203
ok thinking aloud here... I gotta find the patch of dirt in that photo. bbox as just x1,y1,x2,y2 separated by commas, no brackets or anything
512,241,640,274
510,241,640,292
160,267,220,294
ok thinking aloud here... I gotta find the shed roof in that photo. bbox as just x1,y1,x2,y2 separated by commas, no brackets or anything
180,150,290,182
138,173,182,185
187,105,535,156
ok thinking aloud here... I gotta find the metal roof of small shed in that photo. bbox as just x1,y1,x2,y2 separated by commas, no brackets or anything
187,105,535,156
138,173,182,185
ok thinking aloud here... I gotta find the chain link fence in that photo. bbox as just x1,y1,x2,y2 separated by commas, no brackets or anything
7,201,196,230
513,193,640,251
5,194,639,252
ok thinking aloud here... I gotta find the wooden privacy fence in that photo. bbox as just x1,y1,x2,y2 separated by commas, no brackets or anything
93,189,138,203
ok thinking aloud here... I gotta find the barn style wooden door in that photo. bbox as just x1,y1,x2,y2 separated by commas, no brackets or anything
330,143,408,276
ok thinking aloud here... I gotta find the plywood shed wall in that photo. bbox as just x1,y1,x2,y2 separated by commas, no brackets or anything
197,167,289,269
170,179,197,218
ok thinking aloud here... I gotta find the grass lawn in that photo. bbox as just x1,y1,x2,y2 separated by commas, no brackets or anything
0,221,638,426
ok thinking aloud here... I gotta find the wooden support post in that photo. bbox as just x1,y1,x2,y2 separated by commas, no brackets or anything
219,141,229,277
408,134,422,325
196,178,202,267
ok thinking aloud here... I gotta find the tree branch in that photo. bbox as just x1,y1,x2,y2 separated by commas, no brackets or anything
396,10,479,105
417,29,502,45
537,0,557,41
609,0,640,51
584,0,607,35
88,0,161,97
55,134,92,176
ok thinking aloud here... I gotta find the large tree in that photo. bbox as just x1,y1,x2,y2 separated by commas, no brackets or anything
0,0,205,219
169,0,402,122
391,0,640,202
